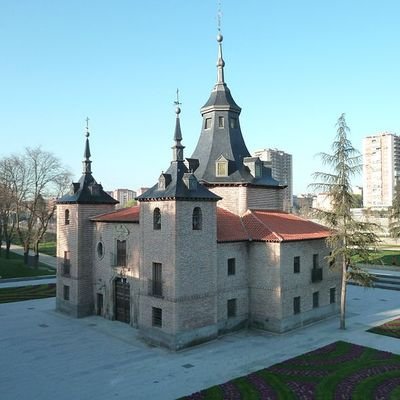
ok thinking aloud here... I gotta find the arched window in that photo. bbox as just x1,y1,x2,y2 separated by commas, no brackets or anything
192,207,202,230
153,208,161,230
65,209,70,225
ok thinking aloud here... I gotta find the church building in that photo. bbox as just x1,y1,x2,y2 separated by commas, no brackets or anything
56,32,341,350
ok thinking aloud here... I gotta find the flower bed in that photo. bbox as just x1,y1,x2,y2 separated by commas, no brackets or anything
368,317,400,339
178,341,400,400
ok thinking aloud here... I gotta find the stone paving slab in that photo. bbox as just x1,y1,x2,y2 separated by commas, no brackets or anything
0,285,399,400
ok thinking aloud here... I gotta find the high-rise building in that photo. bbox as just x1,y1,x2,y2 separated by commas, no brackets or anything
112,189,137,208
363,132,400,208
253,148,293,211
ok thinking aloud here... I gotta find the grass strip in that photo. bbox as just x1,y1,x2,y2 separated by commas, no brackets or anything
0,284,56,303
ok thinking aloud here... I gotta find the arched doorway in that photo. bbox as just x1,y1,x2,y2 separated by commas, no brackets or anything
114,278,130,323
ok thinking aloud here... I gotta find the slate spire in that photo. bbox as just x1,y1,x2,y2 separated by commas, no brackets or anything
83,117,92,175
172,90,185,162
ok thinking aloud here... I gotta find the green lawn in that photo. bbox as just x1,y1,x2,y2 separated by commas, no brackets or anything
353,250,400,267
0,252,55,279
37,241,56,257
179,341,400,399
0,283,56,303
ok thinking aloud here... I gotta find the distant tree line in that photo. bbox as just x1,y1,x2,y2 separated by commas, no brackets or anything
0,147,71,265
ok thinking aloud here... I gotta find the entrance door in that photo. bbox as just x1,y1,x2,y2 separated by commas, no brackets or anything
115,278,130,323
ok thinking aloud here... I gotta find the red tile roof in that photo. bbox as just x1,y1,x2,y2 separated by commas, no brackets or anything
218,209,330,243
217,208,249,242
90,205,330,242
91,205,140,223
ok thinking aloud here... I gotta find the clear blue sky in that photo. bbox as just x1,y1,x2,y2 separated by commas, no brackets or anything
1,0,399,195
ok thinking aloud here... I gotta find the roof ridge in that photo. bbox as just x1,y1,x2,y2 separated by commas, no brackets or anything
249,210,283,242
92,205,140,219
239,210,252,241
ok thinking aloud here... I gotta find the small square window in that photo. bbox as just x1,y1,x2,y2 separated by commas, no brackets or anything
293,256,300,273
205,118,212,129
63,285,70,301
227,298,237,318
218,116,224,128
313,291,319,308
152,307,162,327
330,287,336,304
227,258,236,275
293,296,300,314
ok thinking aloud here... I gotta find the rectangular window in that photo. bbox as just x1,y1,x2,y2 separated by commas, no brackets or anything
63,285,70,301
293,256,300,273
330,287,336,304
313,291,319,308
116,240,126,267
205,118,212,129
216,161,228,177
313,254,319,268
152,262,162,297
293,296,301,314
227,298,237,318
152,307,162,327
63,251,70,275
227,258,236,275
218,116,224,128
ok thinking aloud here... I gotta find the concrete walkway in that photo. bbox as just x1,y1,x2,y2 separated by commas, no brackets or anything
0,285,399,400
8,244,57,269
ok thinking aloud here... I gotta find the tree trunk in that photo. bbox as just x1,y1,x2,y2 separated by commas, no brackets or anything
23,242,30,265
5,239,11,259
33,242,40,269
340,258,347,329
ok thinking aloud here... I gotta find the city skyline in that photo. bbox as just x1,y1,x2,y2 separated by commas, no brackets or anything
2,1,400,194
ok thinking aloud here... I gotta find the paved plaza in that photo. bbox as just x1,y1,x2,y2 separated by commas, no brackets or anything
0,285,400,400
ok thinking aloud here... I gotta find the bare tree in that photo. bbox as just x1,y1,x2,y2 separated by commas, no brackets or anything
310,114,380,330
0,148,71,265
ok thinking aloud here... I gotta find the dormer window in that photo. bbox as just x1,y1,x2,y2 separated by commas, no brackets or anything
158,173,171,190
255,162,262,178
153,208,161,230
204,118,212,129
216,156,228,177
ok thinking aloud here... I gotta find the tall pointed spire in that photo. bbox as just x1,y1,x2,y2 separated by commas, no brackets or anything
172,89,185,161
83,117,92,174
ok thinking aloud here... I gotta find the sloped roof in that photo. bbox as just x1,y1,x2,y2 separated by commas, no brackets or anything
137,160,221,202
89,205,330,243
57,173,118,205
216,207,249,242
91,205,140,223
218,209,331,243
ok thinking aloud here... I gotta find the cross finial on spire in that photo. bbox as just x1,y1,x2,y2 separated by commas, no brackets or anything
217,0,222,33
83,117,92,174
216,0,225,84
174,88,182,115
85,117,90,138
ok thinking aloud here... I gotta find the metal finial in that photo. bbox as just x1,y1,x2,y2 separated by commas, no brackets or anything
85,117,90,138
174,88,182,114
